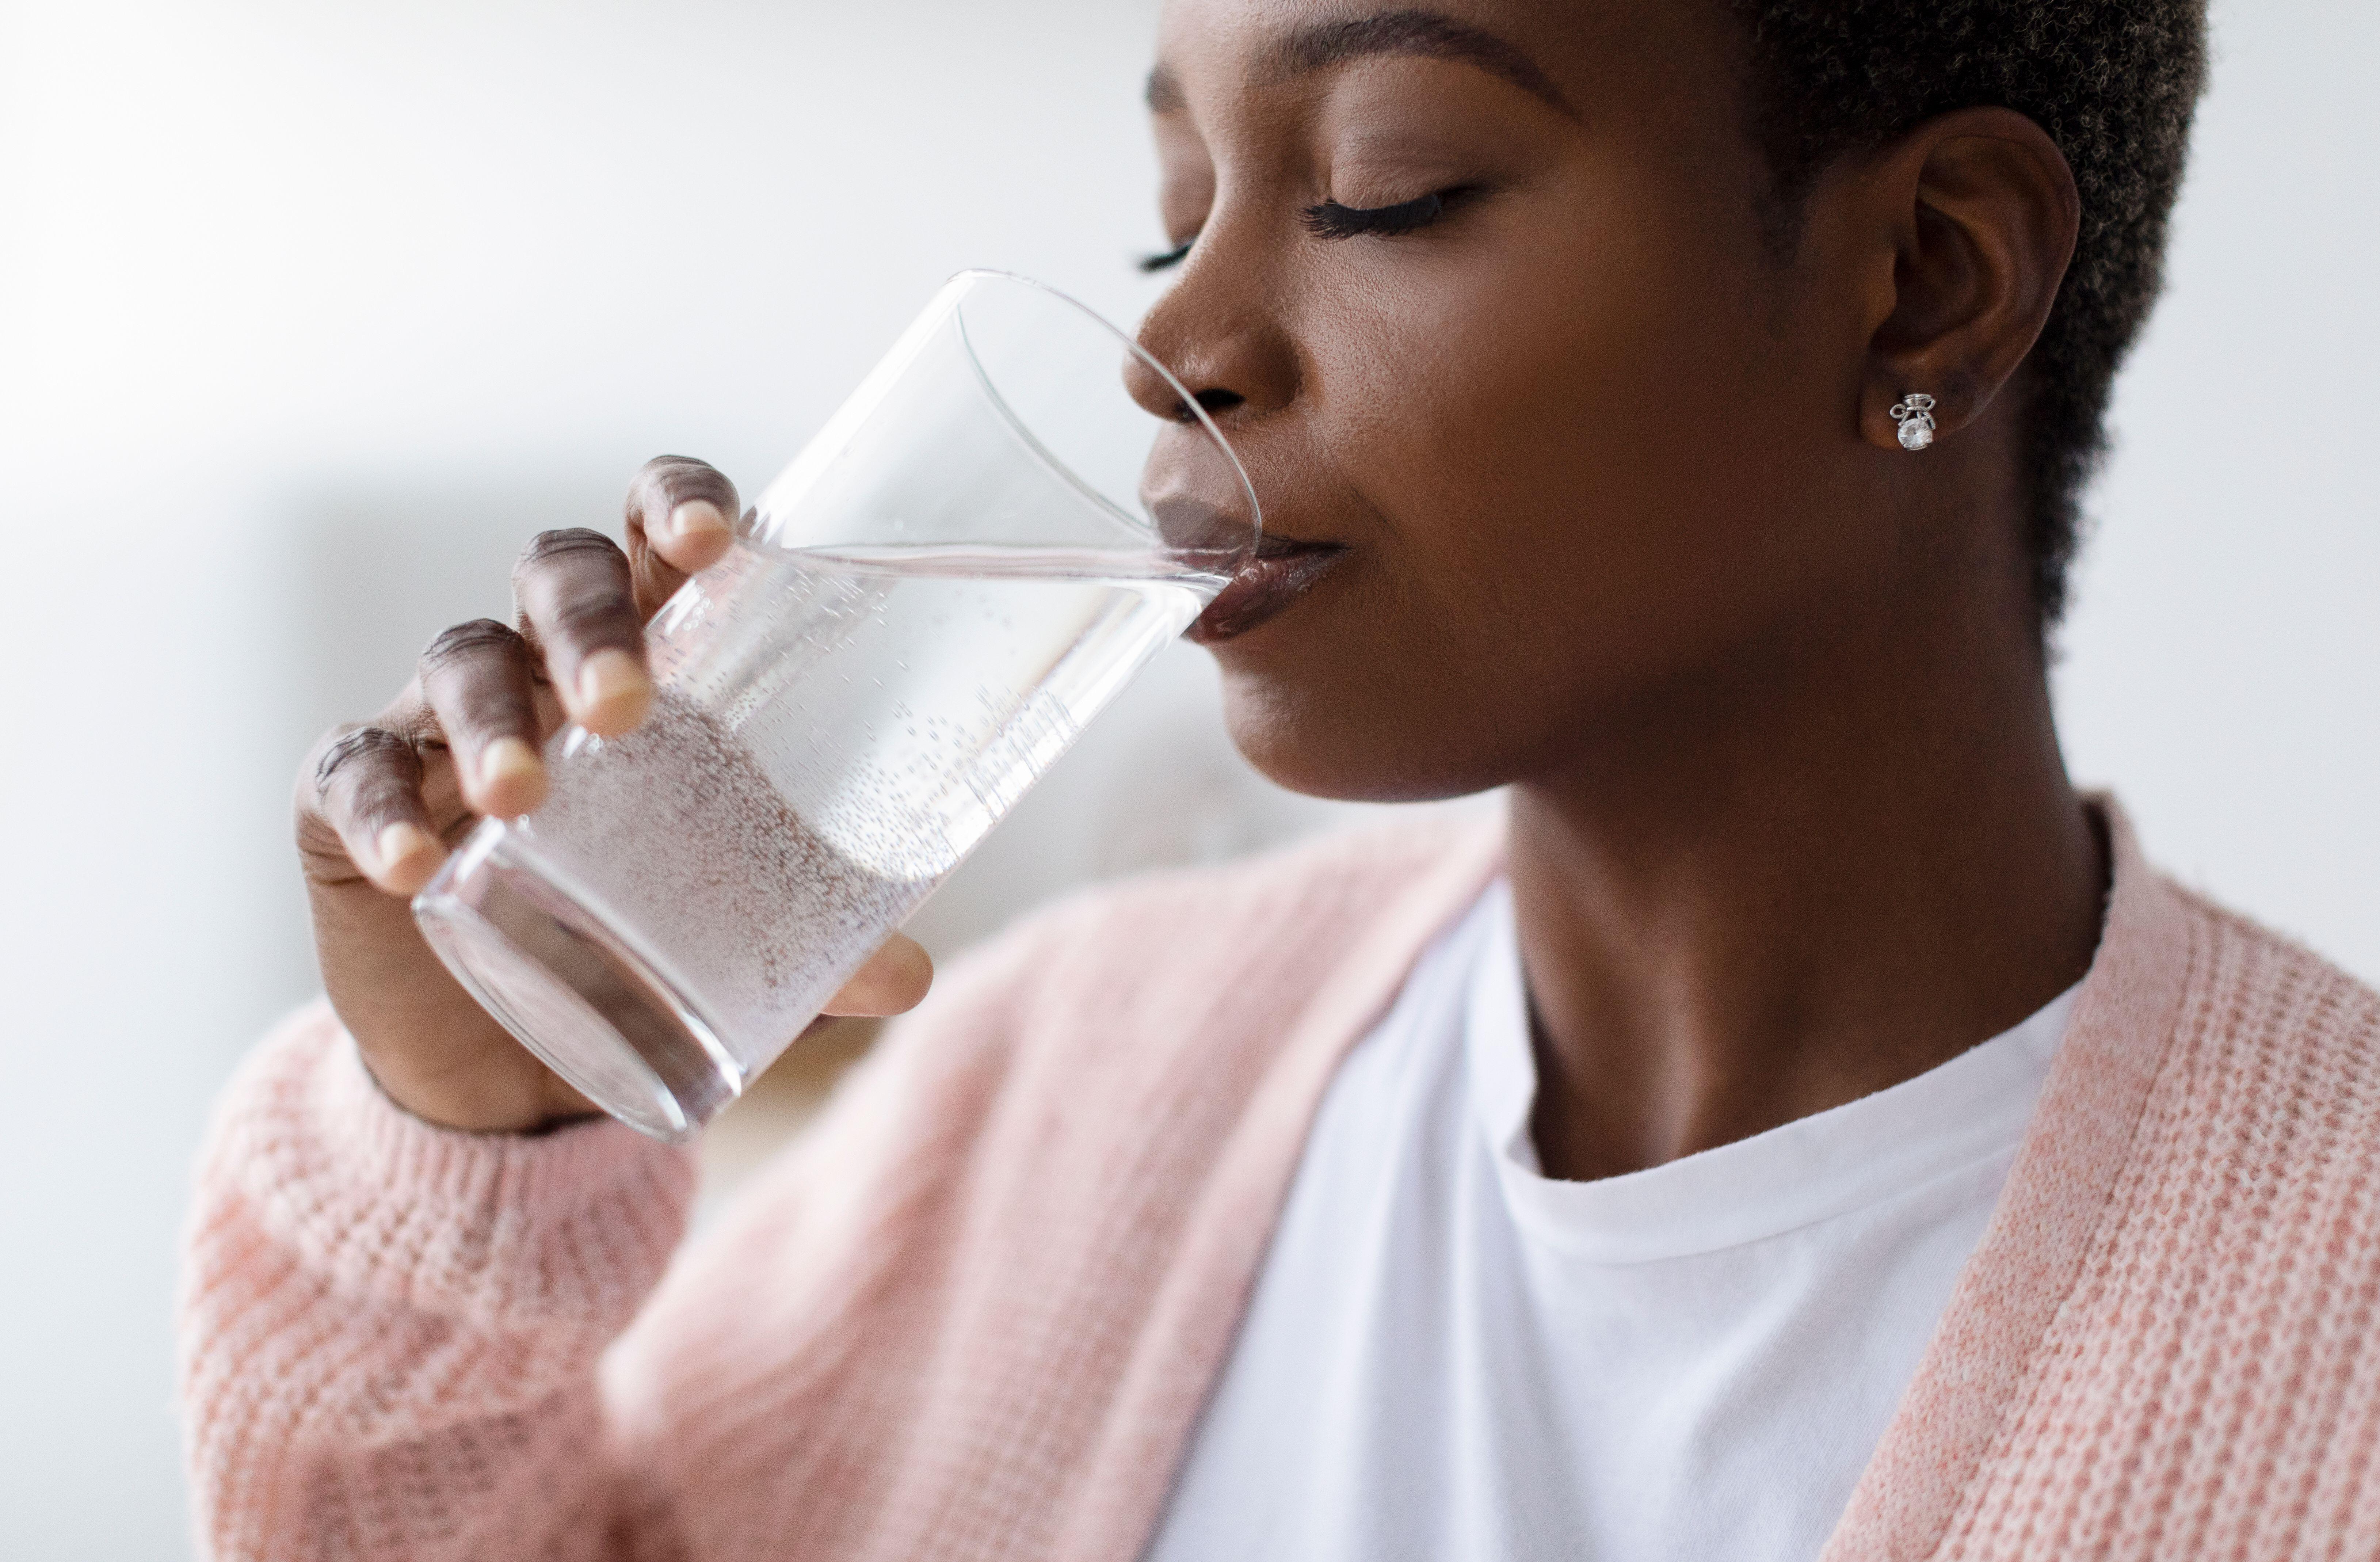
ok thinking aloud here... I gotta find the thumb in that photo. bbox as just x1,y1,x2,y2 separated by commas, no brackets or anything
821,934,935,1018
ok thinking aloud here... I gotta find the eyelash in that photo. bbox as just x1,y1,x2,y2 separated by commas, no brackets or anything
1299,188,1465,240
1139,239,1194,273
1137,186,1475,273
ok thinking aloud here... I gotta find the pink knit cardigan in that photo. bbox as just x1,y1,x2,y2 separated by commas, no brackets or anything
180,803,2380,1560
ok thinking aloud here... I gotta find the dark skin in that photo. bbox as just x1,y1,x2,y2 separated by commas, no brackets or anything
298,462,932,1132
305,0,2104,1177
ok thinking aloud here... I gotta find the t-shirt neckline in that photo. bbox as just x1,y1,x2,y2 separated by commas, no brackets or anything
1461,881,2078,1265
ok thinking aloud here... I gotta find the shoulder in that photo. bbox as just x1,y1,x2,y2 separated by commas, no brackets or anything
2082,801,2379,1169
2172,877,2380,1064
2102,873,2380,1316
1988,878,2380,1518
2166,881,2380,1133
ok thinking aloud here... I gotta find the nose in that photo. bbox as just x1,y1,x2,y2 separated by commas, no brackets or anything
1122,350,1239,425
1125,254,1298,430
1123,371,1247,426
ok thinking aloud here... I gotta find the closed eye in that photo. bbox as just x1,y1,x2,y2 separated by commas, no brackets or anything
1140,238,1196,273
1300,187,1473,240
1141,184,1478,268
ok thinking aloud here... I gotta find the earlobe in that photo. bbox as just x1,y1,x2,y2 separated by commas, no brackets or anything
1860,369,1975,454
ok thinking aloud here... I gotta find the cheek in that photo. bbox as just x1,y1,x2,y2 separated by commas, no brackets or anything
1303,200,1831,686
1209,173,1857,801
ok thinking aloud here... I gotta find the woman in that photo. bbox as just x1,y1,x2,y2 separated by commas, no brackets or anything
181,1,2380,1558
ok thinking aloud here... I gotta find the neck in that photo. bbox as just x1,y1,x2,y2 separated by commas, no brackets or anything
1506,571,2105,1182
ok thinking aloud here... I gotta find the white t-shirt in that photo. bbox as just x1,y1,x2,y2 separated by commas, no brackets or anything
1144,880,2076,1562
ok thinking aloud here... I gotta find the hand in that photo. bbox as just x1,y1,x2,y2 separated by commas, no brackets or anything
292,455,934,1133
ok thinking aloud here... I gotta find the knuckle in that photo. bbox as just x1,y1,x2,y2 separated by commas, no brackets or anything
546,587,638,643
291,806,356,875
312,725,417,794
444,700,530,748
515,527,623,580
419,617,521,676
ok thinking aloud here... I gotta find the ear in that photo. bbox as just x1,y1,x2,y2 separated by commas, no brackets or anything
1850,107,2080,452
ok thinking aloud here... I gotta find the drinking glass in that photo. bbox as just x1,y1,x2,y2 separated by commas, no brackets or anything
412,270,1259,1142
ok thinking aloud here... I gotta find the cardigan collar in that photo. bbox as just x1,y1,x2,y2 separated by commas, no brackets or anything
1062,796,2189,1562
1819,796,2193,1561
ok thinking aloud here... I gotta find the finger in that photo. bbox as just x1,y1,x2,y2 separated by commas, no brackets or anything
820,934,934,1018
623,455,740,612
307,725,447,895
419,618,549,817
512,527,652,737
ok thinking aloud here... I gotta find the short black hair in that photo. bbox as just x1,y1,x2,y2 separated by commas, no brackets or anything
1729,0,2209,627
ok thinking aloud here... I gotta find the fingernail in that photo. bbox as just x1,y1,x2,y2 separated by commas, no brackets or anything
575,648,652,731
375,822,439,878
670,500,729,539
477,736,544,804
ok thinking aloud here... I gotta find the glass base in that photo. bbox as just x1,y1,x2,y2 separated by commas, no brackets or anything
413,825,743,1143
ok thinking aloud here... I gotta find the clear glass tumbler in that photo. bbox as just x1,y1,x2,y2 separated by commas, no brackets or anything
412,271,1259,1142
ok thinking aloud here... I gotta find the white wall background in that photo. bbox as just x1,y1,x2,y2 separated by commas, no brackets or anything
0,1,2370,1554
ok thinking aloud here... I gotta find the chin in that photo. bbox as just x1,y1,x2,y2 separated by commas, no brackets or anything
1214,666,1506,806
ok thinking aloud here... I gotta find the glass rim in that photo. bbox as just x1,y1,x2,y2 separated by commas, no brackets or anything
950,267,1263,552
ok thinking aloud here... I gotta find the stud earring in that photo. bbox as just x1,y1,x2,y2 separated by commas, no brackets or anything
1890,393,1937,452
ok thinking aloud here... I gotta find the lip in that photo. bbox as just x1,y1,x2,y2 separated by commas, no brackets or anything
1186,537,1349,644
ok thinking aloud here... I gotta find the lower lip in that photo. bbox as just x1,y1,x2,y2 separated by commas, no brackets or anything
1186,548,1347,644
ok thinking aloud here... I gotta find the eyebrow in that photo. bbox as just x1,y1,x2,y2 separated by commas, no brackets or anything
1142,8,1575,119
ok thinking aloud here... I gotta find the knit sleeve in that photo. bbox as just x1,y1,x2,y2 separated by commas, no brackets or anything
177,1002,698,1562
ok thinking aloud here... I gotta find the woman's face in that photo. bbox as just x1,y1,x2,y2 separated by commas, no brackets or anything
1142,0,1893,801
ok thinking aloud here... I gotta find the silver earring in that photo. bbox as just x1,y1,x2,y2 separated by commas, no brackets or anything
1890,393,1937,452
